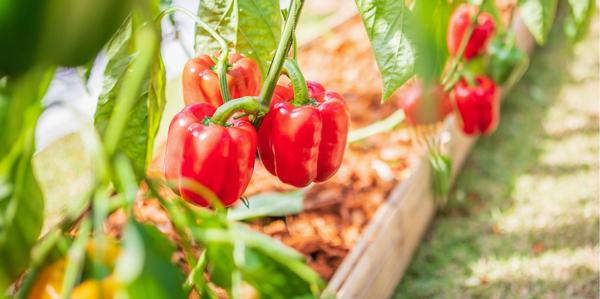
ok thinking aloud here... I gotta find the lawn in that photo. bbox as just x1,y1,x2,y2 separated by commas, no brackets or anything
395,12,599,299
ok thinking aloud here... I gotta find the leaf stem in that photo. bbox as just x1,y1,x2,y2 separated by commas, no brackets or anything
259,0,304,109
347,110,406,143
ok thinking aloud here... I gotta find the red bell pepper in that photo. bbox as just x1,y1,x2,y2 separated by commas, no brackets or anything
164,103,257,207
182,53,261,107
451,75,500,135
447,4,496,60
258,79,350,187
400,80,453,126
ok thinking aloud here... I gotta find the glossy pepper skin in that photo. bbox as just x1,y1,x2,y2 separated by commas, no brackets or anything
447,4,496,60
164,103,257,207
258,81,350,187
400,80,453,126
182,53,261,107
451,75,500,135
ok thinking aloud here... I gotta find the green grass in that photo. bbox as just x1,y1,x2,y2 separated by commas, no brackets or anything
394,14,599,299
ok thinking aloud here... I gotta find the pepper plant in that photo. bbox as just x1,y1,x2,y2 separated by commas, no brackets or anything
0,0,591,298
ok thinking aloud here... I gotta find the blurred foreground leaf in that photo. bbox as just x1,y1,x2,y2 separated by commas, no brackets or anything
228,190,304,221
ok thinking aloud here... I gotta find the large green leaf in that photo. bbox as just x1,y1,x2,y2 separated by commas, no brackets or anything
194,0,281,78
564,0,595,41
235,0,281,77
115,221,186,299
518,0,558,45
355,0,415,102
94,19,165,180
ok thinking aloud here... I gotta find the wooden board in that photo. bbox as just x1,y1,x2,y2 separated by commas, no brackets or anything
321,14,537,299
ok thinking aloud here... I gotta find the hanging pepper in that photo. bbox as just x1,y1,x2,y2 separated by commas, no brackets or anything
447,4,496,60
182,53,261,107
164,102,258,207
451,75,500,135
258,60,350,187
400,80,453,126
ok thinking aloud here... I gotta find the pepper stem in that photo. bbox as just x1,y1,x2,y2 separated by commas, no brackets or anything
282,59,310,105
259,0,304,109
157,6,231,102
211,96,266,125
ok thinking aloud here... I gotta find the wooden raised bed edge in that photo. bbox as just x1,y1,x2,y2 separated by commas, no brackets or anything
312,14,538,299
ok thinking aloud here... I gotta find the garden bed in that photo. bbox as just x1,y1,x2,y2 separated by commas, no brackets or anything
33,2,535,298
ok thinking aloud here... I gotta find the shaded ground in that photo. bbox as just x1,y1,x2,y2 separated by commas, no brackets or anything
394,14,599,299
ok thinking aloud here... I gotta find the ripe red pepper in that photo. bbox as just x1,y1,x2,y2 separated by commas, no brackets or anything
451,75,500,135
447,4,496,60
182,53,261,107
164,103,257,207
258,80,350,187
400,80,453,126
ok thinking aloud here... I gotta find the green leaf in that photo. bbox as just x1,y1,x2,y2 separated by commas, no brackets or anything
115,221,186,299
355,0,415,102
408,0,455,82
235,0,281,77
227,191,304,221
518,0,558,45
94,19,165,180
194,0,281,78
0,68,54,292
564,0,595,41
195,0,236,55
200,226,323,297
147,52,166,165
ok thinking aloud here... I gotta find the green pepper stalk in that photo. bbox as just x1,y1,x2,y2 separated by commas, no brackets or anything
259,0,304,110
282,58,310,105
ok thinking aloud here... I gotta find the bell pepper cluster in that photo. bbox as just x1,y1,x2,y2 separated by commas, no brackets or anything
398,3,521,137
165,54,349,207
446,3,503,136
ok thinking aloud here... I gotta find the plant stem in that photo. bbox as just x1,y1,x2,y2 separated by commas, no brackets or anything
442,0,488,91
259,0,304,109
211,96,266,125
282,59,310,105
157,6,231,102
347,110,406,143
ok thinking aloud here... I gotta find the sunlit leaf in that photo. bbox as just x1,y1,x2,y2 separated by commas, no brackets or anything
355,0,415,102
518,0,558,45
194,0,281,78
564,0,595,41
94,18,164,180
